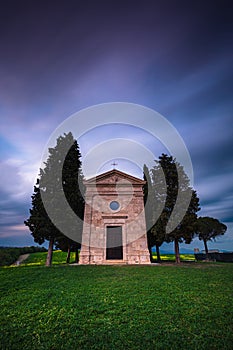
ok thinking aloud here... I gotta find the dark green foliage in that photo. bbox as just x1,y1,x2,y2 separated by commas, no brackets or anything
0,246,47,266
196,217,227,255
143,164,156,260
24,132,84,265
0,264,233,349
55,135,84,263
143,163,166,262
164,189,200,263
144,154,200,263
24,180,58,245
0,248,21,266
62,135,85,222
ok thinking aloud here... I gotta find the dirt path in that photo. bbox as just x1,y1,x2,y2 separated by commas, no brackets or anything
13,254,30,266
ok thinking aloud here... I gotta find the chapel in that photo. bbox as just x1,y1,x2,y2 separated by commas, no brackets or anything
79,169,151,264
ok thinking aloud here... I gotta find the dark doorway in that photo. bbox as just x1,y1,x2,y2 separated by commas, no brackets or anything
106,226,123,260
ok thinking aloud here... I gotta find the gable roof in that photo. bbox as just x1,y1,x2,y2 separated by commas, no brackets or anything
84,169,145,185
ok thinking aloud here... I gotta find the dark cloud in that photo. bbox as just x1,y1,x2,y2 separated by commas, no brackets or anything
0,0,232,248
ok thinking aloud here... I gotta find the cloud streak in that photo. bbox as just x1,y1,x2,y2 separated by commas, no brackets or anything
0,0,232,249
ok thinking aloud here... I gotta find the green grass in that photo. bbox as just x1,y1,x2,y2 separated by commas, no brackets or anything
152,253,195,262
21,251,195,267
20,250,77,266
0,264,233,350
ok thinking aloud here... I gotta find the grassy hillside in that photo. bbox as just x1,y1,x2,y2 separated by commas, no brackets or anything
0,246,47,266
152,253,195,261
0,264,232,350
18,251,195,267
20,250,77,266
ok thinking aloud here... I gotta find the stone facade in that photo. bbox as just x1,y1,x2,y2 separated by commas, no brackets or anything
79,169,151,264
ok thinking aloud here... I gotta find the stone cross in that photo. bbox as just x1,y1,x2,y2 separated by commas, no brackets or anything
111,161,118,169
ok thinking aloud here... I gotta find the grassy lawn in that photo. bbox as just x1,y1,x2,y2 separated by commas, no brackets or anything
19,251,195,267
152,253,195,262
0,263,233,350
19,250,77,266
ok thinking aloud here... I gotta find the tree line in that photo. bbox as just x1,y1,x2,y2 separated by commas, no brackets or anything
25,132,227,265
0,246,47,266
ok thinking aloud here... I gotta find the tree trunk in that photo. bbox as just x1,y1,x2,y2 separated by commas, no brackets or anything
203,239,209,254
203,239,209,259
156,244,161,263
148,246,153,262
66,245,71,264
46,237,54,266
174,238,181,264
75,248,79,263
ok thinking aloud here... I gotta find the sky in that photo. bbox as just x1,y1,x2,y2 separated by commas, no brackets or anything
0,0,232,252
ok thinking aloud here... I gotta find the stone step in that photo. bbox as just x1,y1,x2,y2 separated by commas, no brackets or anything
102,260,127,264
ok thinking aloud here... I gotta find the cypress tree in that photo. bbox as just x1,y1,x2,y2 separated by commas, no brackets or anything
145,154,200,263
25,132,84,266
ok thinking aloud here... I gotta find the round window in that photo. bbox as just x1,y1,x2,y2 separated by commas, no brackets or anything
109,201,120,211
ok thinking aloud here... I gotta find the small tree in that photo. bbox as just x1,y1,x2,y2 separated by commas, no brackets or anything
196,217,227,257
25,132,84,266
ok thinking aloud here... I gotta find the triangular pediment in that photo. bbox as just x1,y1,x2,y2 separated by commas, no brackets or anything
84,169,145,185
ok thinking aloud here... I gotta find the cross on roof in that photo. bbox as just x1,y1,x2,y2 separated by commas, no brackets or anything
111,161,118,169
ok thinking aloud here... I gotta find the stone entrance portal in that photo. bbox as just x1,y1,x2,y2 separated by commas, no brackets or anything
79,169,151,264
106,226,123,260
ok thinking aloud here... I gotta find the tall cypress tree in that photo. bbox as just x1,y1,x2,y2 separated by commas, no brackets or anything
145,154,200,263
156,154,200,263
143,164,153,261
25,132,84,266
143,164,165,262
